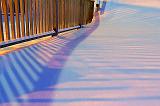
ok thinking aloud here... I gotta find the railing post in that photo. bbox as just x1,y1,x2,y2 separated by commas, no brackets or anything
79,0,83,28
53,0,59,36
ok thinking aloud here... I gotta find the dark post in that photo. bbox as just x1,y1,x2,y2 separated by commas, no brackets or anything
52,0,59,36
79,0,84,28
79,0,82,28
55,0,59,35
96,4,100,12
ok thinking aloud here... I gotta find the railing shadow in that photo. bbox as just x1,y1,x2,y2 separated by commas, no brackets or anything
0,12,100,104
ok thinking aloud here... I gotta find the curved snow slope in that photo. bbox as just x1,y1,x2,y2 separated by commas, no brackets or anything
115,0,160,8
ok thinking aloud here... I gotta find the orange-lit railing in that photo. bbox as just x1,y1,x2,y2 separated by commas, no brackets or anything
0,0,94,47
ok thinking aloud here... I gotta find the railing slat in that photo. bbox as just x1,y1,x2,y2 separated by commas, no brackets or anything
40,0,43,33
36,0,40,33
20,0,25,37
47,0,49,31
29,0,33,35
25,0,29,36
0,0,4,42
53,0,56,30
2,0,10,41
64,0,66,28
9,0,16,39
43,0,46,32
14,0,20,38
45,0,47,31
33,0,37,34
50,0,53,31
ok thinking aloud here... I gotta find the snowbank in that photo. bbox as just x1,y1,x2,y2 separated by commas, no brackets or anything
115,0,160,8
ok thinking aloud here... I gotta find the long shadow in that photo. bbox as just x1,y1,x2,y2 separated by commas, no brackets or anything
16,95,160,103
0,12,100,104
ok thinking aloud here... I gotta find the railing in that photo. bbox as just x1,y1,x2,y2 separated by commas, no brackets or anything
0,0,94,47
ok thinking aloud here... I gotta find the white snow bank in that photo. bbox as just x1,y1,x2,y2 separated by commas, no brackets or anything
115,0,160,8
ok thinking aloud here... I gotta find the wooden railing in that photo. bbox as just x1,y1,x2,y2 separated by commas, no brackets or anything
0,0,94,47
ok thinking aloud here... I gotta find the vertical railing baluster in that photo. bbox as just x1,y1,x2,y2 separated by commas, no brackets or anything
79,0,82,27
63,0,65,28
50,0,52,31
71,0,73,27
43,0,46,32
0,0,4,42
25,0,29,36
62,0,64,29
33,0,37,34
29,0,33,35
20,0,25,37
2,0,10,41
65,0,68,28
45,0,47,32
9,0,16,39
36,0,40,33
47,0,50,31
55,0,58,35
58,0,61,29
53,0,55,31
39,0,43,33
14,0,20,38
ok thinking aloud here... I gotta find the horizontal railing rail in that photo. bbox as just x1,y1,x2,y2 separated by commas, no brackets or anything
0,0,94,48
